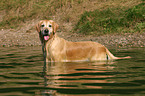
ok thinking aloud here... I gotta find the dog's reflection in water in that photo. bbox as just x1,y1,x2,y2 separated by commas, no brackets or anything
42,61,115,96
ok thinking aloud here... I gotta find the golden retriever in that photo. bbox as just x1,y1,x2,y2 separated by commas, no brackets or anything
36,20,131,62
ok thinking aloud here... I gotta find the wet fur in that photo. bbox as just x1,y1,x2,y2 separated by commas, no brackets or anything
36,20,131,62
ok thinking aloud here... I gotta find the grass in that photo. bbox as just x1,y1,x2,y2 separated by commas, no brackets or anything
0,0,88,29
0,0,55,28
74,2,145,35
0,0,76,29
0,0,144,35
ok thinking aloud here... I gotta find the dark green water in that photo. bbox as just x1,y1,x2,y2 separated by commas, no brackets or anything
0,46,145,96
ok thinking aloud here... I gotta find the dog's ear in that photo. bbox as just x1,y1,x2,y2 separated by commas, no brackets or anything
35,21,43,32
52,21,59,33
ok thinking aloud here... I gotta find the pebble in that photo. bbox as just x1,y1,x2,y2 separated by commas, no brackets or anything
0,29,145,48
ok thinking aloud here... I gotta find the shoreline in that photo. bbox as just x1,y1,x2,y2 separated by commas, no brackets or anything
0,29,145,48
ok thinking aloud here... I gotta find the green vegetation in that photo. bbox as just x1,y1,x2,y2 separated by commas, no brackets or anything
74,3,145,35
0,0,144,35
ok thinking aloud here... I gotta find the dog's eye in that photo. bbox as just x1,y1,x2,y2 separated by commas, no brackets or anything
49,25,52,27
41,25,44,27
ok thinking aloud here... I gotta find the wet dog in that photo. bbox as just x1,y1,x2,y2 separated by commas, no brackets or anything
36,20,131,62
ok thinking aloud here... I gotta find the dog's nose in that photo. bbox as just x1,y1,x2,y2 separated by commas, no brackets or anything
44,29,49,33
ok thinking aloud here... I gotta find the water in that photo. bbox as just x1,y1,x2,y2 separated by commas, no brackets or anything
0,46,145,96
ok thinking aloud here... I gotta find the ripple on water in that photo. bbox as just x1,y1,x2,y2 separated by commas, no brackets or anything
0,47,145,96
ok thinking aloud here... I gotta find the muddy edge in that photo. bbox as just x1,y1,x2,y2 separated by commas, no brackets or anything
0,28,145,48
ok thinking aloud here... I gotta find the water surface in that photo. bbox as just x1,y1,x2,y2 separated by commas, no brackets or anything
0,46,145,96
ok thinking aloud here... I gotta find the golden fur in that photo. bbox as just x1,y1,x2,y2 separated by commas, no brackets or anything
36,20,131,62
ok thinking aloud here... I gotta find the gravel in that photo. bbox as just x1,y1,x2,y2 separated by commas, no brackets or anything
0,28,145,48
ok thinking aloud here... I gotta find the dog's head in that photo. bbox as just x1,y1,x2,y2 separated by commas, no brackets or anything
36,20,59,42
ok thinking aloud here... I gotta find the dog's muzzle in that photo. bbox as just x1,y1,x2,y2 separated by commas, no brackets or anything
42,29,50,41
